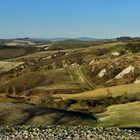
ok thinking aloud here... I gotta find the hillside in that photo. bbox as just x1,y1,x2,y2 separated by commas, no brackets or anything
0,38,140,129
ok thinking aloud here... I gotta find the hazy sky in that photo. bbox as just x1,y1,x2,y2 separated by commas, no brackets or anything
0,0,140,39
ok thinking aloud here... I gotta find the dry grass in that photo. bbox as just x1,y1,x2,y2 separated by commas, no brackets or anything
0,48,26,59
84,42,125,52
0,61,23,72
54,83,140,100
0,97,15,103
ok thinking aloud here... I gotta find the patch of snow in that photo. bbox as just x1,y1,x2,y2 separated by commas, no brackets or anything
115,65,135,79
98,69,107,78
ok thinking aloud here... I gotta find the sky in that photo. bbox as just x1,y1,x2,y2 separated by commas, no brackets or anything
0,0,140,39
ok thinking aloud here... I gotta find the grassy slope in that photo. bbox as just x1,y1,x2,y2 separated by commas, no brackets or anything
0,41,140,127
0,96,15,103
0,101,97,126
54,83,140,100
1,67,89,95
80,66,96,89
97,101,140,127
3,69,71,93
66,66,95,90
13,42,125,61
0,61,23,72
84,42,125,52
0,48,26,59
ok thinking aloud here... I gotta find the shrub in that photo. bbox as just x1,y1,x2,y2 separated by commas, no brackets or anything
94,48,109,56
6,72,46,94
124,42,140,53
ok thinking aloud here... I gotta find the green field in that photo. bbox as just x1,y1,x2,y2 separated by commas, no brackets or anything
97,102,140,127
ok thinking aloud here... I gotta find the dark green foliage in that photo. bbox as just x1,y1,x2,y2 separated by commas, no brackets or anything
124,42,140,53
51,39,112,49
6,72,46,94
94,48,110,56
50,92,140,114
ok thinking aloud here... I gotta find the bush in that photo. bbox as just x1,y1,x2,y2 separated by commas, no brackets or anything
94,48,110,56
124,42,140,53
6,72,46,94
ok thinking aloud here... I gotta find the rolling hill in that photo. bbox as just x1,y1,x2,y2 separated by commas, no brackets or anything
0,38,140,128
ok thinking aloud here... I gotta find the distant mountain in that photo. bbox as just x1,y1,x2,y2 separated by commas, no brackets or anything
0,37,100,43
46,38,70,41
76,37,98,41
29,37,98,41
116,37,133,41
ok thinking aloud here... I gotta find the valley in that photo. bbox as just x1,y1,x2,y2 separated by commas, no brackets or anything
0,38,140,129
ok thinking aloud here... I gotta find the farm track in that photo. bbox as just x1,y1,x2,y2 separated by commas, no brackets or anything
67,66,96,90
77,66,96,90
